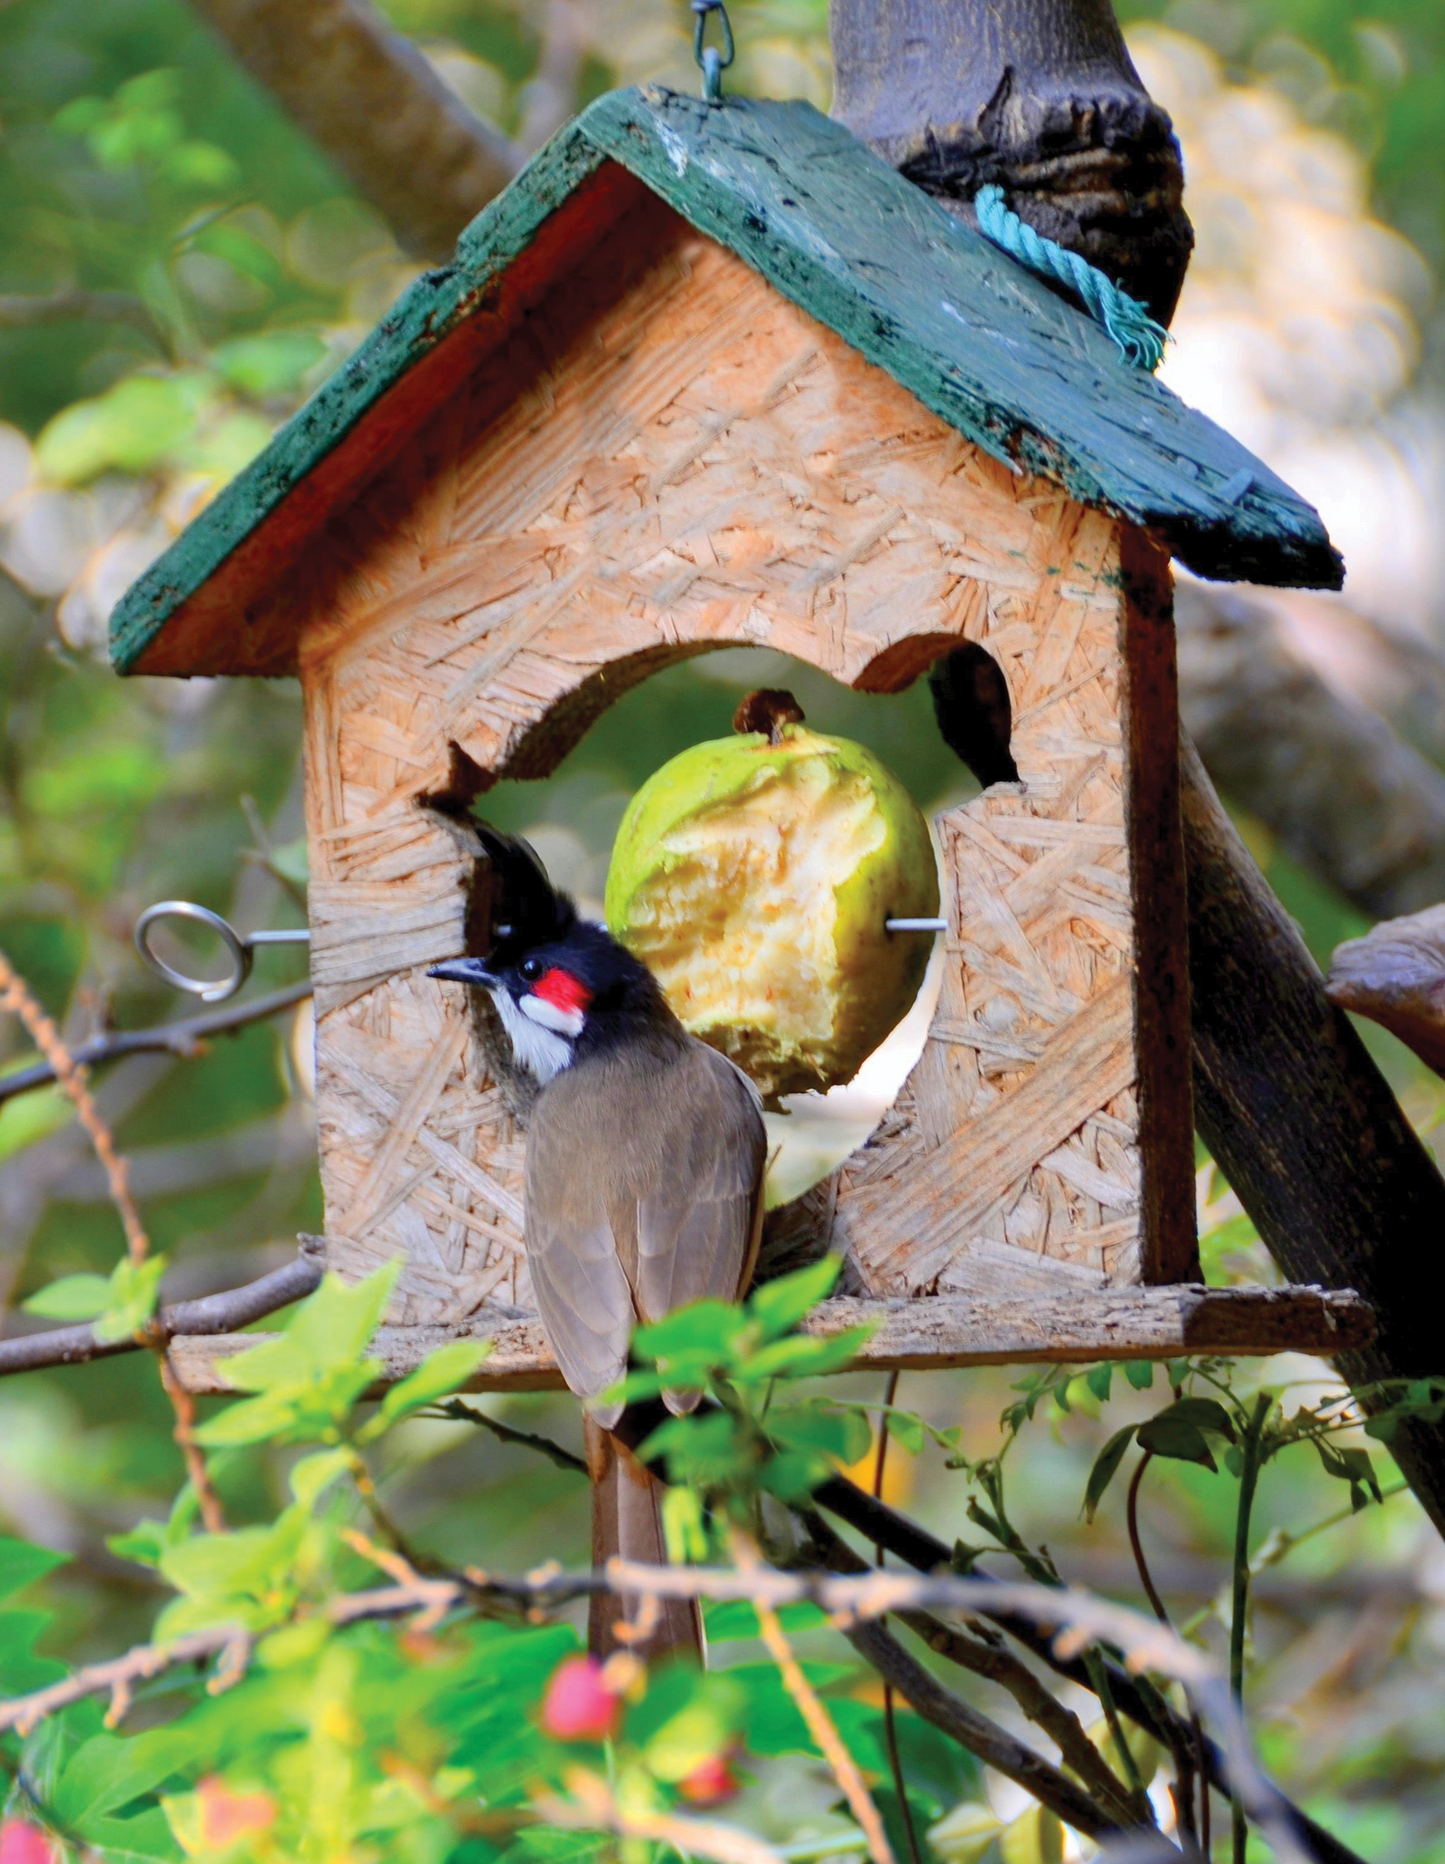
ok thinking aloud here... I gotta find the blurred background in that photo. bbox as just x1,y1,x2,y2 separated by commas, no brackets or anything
3,0,1445,1856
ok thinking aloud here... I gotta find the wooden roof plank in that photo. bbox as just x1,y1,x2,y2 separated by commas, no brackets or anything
111,87,1340,678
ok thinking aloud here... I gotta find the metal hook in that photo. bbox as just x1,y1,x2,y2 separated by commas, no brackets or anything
134,901,309,1004
691,0,734,103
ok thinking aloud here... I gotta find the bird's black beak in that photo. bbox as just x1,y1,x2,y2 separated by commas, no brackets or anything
427,957,499,987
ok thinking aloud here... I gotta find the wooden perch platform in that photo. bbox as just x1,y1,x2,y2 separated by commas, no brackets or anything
168,1283,1373,1395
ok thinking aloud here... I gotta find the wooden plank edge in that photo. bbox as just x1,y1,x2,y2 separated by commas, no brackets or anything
167,1284,1374,1395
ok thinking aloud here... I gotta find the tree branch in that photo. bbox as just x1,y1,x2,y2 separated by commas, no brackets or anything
842,1615,1133,1844
0,981,312,1107
801,1511,1138,1825
0,1241,323,1377
0,289,165,343
1177,585,1445,920
812,1475,1365,1864
1325,904,1445,1079
1181,735,1445,1540
185,0,519,260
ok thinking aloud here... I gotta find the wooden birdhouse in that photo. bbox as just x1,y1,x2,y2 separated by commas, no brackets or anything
111,88,1372,1387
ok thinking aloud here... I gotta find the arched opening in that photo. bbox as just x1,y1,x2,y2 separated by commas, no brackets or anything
432,642,1019,1203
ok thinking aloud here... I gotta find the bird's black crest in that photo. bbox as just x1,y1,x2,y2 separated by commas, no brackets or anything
472,823,577,952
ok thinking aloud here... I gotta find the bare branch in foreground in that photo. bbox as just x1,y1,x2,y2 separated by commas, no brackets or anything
0,980,313,1107
0,1555,1315,1861
186,0,518,259
733,1535,895,1864
0,1241,324,1377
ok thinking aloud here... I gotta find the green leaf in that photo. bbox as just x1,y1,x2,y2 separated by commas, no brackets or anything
218,1261,400,1395
1145,1396,1236,1443
22,1271,113,1321
93,1253,168,1344
1136,1415,1217,1470
730,1328,871,1382
1085,1363,1113,1402
1124,1361,1155,1391
1083,1426,1137,1523
36,373,208,482
748,1257,843,1338
0,1535,68,1603
358,1339,491,1441
632,1299,747,1366
289,1446,354,1509
768,1403,871,1464
1316,1441,1383,1505
212,329,326,399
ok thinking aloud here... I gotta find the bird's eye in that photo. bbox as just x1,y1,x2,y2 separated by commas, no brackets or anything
518,956,544,984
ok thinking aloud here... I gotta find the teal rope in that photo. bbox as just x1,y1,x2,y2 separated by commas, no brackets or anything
974,184,1168,372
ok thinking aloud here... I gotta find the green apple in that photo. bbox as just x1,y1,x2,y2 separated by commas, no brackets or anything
605,703,939,1100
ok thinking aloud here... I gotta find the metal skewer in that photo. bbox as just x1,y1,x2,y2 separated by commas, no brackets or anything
885,917,948,933
135,901,309,1004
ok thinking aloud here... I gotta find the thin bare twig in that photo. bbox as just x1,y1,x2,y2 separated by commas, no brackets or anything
814,1472,1360,1864
843,1616,1132,1844
538,1768,786,1864
2,949,148,1262
871,1373,923,1864
0,1550,1320,1859
0,947,227,1531
0,980,313,1107
1126,1452,1208,1849
433,1398,587,1473
733,1532,895,1864
0,1243,323,1377
802,1513,1137,1825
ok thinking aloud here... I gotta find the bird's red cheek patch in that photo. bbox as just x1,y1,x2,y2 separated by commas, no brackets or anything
533,968,592,1016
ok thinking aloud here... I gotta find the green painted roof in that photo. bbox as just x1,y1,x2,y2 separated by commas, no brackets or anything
112,86,1340,675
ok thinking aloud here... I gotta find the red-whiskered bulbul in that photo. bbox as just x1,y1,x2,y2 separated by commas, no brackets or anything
429,827,767,1662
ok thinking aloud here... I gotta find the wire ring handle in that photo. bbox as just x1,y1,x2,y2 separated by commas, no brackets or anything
134,901,310,1004
692,0,734,103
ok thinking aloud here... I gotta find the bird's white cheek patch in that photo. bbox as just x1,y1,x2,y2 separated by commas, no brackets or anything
489,988,573,1083
520,994,586,1039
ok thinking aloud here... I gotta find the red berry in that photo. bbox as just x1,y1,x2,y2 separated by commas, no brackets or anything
193,1776,277,1848
540,1655,621,1740
0,1821,56,1864
679,1753,740,1807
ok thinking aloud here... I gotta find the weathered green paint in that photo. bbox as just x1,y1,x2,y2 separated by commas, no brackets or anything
111,87,1339,676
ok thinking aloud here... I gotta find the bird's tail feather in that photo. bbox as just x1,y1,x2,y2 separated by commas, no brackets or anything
586,1417,703,1663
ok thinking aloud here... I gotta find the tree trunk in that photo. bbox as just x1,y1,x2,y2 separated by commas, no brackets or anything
188,0,517,259
829,0,1193,321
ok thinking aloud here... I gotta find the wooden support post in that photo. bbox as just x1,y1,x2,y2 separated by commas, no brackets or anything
1182,736,1445,1537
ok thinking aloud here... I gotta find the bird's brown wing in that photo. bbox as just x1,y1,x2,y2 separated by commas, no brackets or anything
524,1038,765,1427
524,1086,635,1428
634,1043,767,1411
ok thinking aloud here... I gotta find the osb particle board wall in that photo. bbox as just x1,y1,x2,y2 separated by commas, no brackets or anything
293,195,1194,1332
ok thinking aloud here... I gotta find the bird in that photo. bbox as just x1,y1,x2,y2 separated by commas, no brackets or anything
429,826,767,1662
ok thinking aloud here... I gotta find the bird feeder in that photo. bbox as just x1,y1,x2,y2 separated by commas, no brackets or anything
110,88,1372,1389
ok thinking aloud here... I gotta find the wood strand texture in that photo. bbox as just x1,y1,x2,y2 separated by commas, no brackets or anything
292,209,1196,1343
